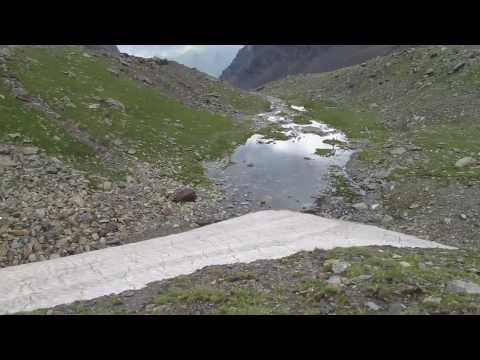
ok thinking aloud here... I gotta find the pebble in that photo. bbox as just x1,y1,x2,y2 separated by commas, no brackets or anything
447,279,480,294
325,260,351,274
103,181,112,191
352,202,368,210
422,296,441,304
366,301,381,311
455,157,477,168
355,274,373,281
327,275,343,286
22,146,39,155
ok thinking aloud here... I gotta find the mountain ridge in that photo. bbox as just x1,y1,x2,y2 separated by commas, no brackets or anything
221,45,418,89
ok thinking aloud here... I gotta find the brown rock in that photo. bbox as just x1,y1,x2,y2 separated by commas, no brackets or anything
173,188,197,202
9,229,29,237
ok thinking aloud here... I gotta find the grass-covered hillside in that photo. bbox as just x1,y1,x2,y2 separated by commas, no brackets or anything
1,45,269,183
0,45,272,268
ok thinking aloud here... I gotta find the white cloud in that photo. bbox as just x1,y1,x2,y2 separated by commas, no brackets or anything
117,45,243,77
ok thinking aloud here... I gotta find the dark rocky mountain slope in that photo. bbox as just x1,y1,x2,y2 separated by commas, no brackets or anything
220,45,418,89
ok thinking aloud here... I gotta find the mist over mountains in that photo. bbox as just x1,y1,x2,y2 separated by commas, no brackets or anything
117,45,243,77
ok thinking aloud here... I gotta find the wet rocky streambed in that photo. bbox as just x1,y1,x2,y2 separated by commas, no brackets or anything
205,98,353,212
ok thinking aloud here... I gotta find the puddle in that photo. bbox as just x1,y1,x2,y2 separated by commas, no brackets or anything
205,97,353,211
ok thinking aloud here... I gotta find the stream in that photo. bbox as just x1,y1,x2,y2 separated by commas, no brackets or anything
205,97,353,212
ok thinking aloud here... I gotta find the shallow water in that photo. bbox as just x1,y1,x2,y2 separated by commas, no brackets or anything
205,98,353,210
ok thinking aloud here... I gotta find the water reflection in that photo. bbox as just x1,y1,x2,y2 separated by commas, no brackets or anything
205,99,353,210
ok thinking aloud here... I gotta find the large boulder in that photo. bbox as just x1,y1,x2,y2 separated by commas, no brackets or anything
172,188,197,202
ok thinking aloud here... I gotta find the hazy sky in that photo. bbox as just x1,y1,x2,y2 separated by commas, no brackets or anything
117,45,243,77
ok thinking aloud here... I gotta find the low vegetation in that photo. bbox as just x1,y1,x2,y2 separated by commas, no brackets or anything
256,123,291,141
4,46,257,184
26,246,480,315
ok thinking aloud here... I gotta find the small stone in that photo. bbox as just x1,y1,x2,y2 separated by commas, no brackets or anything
8,133,21,140
104,98,126,112
366,301,381,311
22,146,39,155
329,260,350,274
352,202,368,210
145,304,157,312
455,157,477,168
0,155,17,167
127,148,137,155
10,229,29,236
444,217,452,225
390,147,407,156
356,274,372,282
72,195,85,207
103,181,112,191
327,275,343,286
106,238,121,246
46,166,59,174
35,209,46,217
399,261,411,268
381,215,394,224
28,254,37,262
392,254,402,259
387,303,405,315
425,68,434,76
460,214,467,220
447,279,480,294
451,62,466,73
423,296,441,304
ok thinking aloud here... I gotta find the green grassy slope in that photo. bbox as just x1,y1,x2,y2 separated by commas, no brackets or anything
263,45,480,180
2,46,255,184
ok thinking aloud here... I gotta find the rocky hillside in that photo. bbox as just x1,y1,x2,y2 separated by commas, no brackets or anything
83,45,120,56
262,45,480,249
0,45,268,268
220,45,418,89
5,44,480,315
